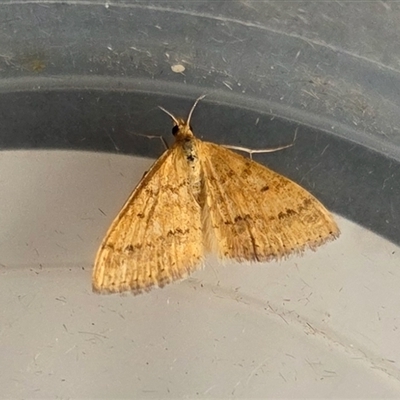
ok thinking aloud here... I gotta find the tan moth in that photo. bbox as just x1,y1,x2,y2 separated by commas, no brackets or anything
93,96,339,294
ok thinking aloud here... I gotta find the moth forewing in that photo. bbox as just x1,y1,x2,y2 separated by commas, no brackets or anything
92,146,204,294
198,141,339,262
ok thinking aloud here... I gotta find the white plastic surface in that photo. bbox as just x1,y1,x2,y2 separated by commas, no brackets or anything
1,150,399,398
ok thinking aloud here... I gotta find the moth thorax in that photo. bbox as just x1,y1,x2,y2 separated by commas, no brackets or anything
182,138,202,202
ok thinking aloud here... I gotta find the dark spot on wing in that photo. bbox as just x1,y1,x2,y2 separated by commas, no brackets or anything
124,244,142,254
234,214,251,223
167,228,190,236
278,208,298,220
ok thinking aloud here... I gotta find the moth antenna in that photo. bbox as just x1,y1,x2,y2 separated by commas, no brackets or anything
158,106,180,125
187,94,206,126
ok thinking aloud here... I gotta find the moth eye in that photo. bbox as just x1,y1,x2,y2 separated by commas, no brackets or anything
172,125,179,136
189,125,193,131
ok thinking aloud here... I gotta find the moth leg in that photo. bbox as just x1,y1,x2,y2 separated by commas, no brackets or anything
130,132,169,150
222,128,298,160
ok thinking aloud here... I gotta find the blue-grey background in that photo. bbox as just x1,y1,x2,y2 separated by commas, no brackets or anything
1,4,400,398
0,1,399,244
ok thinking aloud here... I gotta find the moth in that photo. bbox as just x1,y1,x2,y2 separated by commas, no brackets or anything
93,96,339,294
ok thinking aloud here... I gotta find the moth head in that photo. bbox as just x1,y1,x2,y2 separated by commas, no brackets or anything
159,95,206,140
